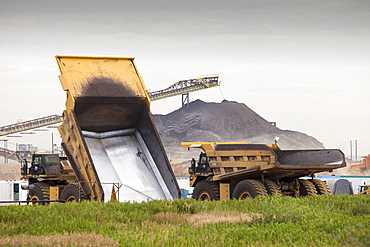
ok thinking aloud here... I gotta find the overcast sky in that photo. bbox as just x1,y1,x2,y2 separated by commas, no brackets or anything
1,0,369,159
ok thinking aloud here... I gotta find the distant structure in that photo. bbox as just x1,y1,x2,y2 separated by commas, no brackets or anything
0,145,36,162
0,115,62,137
148,74,220,108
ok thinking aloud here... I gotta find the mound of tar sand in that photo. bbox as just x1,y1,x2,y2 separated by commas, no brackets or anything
153,99,324,161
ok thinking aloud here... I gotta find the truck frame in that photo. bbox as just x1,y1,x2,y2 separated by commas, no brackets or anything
181,142,346,200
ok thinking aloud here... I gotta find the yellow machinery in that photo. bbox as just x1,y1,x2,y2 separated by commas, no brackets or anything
21,153,76,204
24,56,180,204
358,185,370,195
181,142,346,200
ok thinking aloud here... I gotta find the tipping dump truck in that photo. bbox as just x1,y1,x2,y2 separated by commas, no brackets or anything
181,142,346,200
23,56,179,203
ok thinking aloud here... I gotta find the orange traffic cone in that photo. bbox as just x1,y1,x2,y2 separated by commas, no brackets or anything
110,185,117,202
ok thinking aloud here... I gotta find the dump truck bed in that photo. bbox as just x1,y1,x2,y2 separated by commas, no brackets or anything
181,143,346,182
57,56,179,202
215,149,345,181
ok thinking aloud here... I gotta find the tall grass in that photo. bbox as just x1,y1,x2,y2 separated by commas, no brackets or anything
0,195,369,246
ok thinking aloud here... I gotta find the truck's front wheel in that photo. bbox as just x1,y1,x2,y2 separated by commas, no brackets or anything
232,179,268,199
29,182,50,205
193,181,219,201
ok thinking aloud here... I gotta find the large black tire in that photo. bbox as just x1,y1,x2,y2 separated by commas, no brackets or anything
232,179,268,199
263,180,282,196
29,182,50,205
193,181,219,201
310,179,331,195
299,179,318,196
60,183,86,202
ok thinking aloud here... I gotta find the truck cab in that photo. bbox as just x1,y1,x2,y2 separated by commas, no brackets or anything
24,153,62,176
189,152,212,175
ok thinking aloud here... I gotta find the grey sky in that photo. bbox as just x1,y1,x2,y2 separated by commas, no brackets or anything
1,0,369,157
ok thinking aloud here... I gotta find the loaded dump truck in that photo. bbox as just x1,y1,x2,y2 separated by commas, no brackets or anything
181,142,346,200
24,56,179,203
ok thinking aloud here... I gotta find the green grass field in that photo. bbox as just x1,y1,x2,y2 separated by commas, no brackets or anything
0,195,369,246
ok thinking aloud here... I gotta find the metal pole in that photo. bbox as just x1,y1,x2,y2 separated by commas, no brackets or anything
355,139,357,161
51,132,54,153
182,93,189,109
0,139,8,164
350,140,352,160
4,140,8,164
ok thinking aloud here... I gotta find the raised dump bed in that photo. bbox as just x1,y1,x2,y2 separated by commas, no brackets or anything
56,56,179,202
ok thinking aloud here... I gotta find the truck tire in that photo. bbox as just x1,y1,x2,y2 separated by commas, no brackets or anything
29,182,50,205
232,179,268,199
263,180,282,196
193,181,219,201
60,183,86,202
310,179,331,195
299,179,317,196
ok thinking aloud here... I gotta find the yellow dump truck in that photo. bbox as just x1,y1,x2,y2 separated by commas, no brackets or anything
181,142,346,200
24,56,179,203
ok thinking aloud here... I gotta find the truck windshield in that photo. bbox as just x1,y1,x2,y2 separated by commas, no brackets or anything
44,156,59,163
200,156,207,164
199,153,209,164
33,157,41,165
